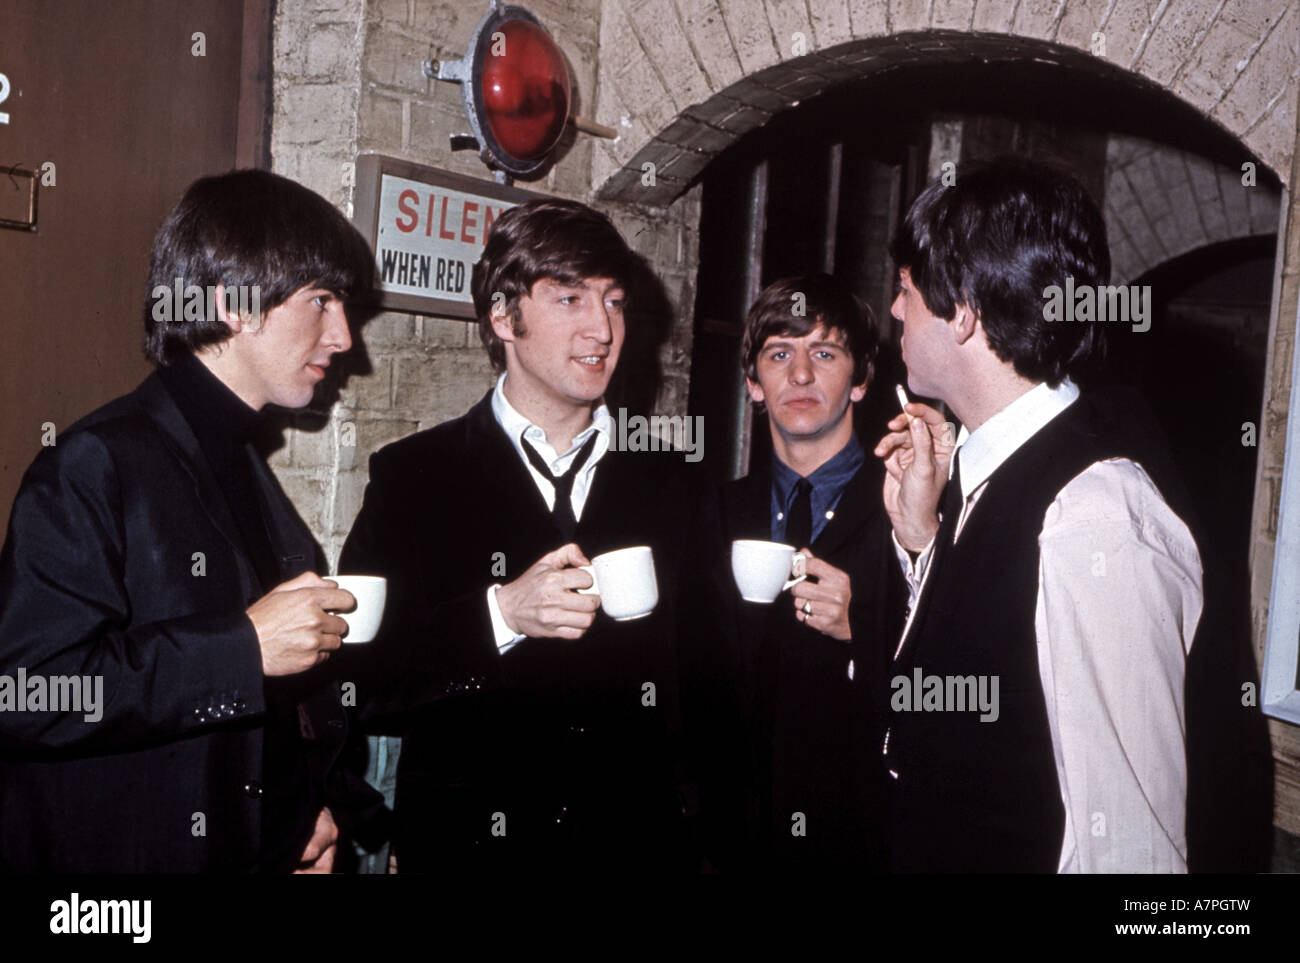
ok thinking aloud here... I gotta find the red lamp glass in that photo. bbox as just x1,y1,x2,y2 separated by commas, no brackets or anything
479,19,571,163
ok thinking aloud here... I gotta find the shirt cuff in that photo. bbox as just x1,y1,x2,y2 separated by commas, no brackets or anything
891,529,936,607
486,584,526,653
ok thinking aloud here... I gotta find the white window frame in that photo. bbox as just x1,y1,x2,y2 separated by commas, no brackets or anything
1262,292,1300,726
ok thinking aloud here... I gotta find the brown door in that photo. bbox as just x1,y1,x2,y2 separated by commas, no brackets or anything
0,0,270,536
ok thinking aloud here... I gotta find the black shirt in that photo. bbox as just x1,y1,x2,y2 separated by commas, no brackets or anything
158,354,278,589
158,354,318,873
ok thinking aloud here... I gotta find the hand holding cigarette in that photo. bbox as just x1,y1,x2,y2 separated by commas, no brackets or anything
875,384,954,551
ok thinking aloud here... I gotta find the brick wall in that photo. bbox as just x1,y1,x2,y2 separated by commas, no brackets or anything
1105,135,1281,283
270,0,701,569
593,0,1298,206
268,0,366,561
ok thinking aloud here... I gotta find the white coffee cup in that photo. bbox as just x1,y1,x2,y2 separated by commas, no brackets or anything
731,540,807,603
329,575,388,643
575,546,659,621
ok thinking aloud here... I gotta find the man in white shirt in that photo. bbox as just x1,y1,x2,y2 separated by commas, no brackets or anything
874,159,1202,873
339,198,697,873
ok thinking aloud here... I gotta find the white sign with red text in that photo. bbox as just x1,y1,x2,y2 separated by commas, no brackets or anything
373,173,516,305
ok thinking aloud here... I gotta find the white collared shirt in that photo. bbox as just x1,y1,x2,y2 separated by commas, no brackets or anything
485,373,612,651
892,379,1203,873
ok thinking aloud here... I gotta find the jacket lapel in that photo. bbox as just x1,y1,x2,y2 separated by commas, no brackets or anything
463,389,561,542
809,459,884,558
247,451,322,579
726,468,773,543
577,444,656,549
133,374,261,599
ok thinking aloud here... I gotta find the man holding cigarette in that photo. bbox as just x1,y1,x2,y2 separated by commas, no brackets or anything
0,170,383,872
876,159,1202,872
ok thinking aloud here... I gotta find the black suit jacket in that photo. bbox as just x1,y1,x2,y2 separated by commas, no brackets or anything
337,390,698,873
0,373,376,872
678,455,906,872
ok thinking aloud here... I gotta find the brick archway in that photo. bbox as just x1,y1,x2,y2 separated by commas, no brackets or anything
1106,135,1281,284
591,2,1296,205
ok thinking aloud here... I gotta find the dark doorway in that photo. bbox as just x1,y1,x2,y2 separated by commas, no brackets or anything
687,102,925,488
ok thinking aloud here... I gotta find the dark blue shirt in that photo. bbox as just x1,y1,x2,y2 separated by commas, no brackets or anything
770,434,865,545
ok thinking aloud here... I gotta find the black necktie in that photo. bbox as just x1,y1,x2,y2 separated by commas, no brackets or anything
784,477,813,549
521,431,598,539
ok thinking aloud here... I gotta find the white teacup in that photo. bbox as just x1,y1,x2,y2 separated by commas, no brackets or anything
731,540,807,603
575,546,659,621
329,575,388,643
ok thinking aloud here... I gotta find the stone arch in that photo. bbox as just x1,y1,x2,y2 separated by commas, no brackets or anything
1105,135,1281,284
591,1,1296,206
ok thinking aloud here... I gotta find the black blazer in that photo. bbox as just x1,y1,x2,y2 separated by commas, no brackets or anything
0,373,374,872
338,390,699,873
678,455,907,872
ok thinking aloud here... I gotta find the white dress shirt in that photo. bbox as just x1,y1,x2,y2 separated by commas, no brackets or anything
485,373,613,651
892,379,1202,873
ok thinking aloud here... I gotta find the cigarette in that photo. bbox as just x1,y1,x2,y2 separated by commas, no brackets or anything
895,383,910,412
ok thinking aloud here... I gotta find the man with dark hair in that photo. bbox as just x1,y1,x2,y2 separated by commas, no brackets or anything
339,197,696,873
0,169,383,872
143,170,379,365
876,159,1202,872
679,273,906,872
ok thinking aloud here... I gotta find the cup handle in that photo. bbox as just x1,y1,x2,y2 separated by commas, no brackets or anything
782,552,808,591
576,564,600,596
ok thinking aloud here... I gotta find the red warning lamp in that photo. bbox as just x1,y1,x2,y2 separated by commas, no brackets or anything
480,18,571,163
426,3,574,177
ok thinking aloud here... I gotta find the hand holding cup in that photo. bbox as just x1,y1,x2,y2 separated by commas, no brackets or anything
328,575,388,643
731,540,807,604
576,546,659,621
495,543,600,640
247,572,355,675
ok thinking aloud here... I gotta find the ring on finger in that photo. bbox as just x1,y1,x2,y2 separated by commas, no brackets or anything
802,600,812,616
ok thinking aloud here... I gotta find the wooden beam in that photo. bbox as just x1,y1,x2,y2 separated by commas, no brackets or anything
235,0,274,170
